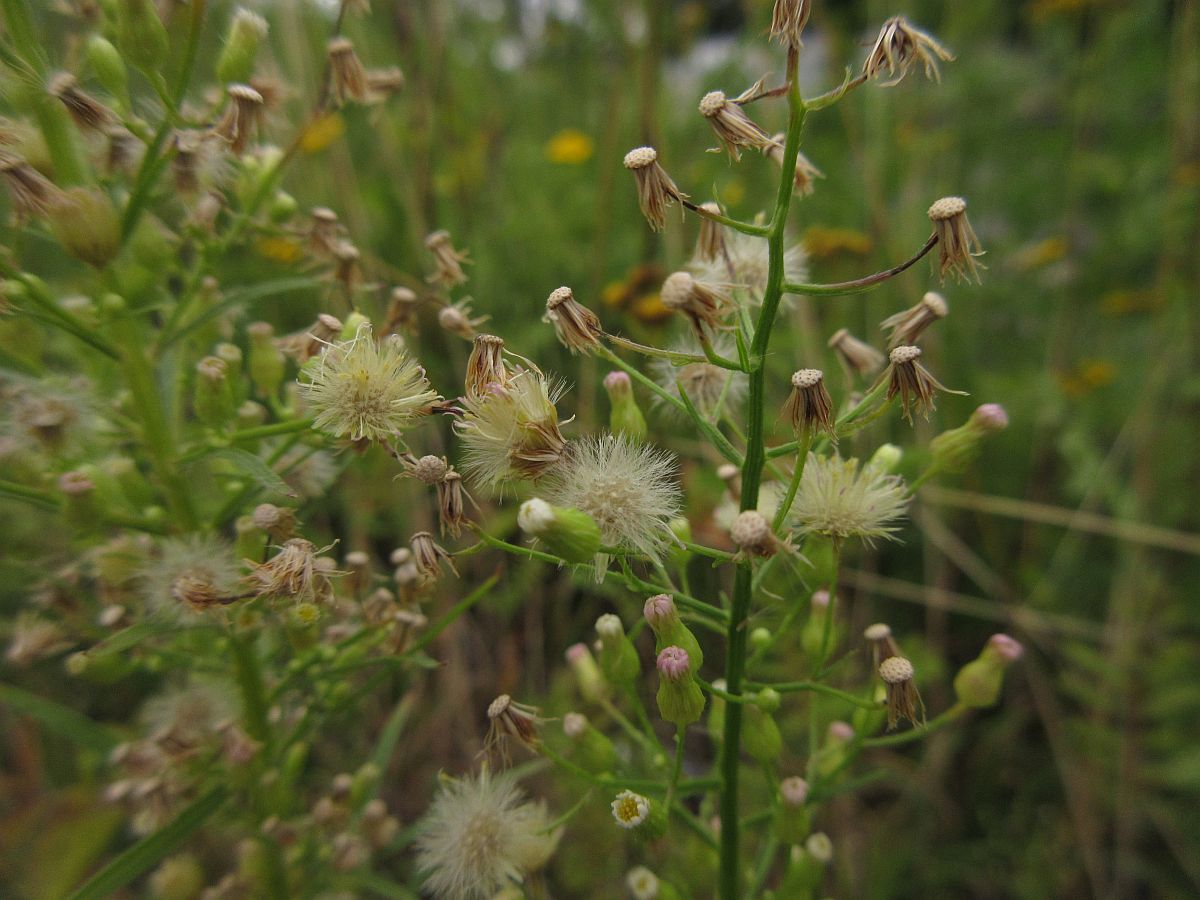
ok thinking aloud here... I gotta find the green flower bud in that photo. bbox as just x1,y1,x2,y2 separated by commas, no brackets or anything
953,633,1023,708
655,646,705,726
563,711,618,773
148,854,205,900
756,686,782,714
815,720,855,779
237,400,268,428
116,0,170,74
743,703,783,763
800,589,832,660
667,515,692,569
216,8,270,85
518,498,602,565
194,355,235,427
750,626,772,652
866,442,903,474
929,404,1009,475
85,35,131,112
603,370,647,440
595,613,641,686
643,594,703,671
268,190,298,224
339,311,370,341
47,188,121,268
773,776,812,845
565,643,608,703
780,833,833,896
707,677,726,741
247,321,286,399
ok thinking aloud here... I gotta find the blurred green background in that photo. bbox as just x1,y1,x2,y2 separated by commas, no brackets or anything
2,0,1198,897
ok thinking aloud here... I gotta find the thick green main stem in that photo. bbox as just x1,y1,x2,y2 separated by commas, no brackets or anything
718,46,806,900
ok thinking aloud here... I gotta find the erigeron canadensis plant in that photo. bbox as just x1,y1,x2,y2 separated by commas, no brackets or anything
0,0,1025,897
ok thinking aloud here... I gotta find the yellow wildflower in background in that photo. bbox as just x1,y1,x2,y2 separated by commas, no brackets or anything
1100,289,1162,316
1011,236,1067,271
803,226,872,260
256,237,304,263
300,113,346,154
545,129,594,165
1058,359,1116,397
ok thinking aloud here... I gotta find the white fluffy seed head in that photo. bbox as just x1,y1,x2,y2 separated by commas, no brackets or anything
879,656,915,684
790,454,909,543
623,146,657,169
660,271,695,309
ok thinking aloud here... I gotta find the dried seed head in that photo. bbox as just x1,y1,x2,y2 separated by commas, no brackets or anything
438,300,489,340
763,135,823,195
253,503,298,541
783,368,835,438
623,146,686,232
880,291,949,348
308,206,343,256
275,312,343,363
331,240,361,290
327,37,370,105
49,72,113,131
699,90,779,161
412,454,449,485
864,622,902,668
544,286,603,354
385,285,420,334
213,83,264,154
879,656,924,730
827,328,885,379
0,150,63,220
928,196,985,283
410,531,457,580
437,470,468,537
880,657,914,683
425,229,470,287
661,271,732,336
365,66,405,101
611,790,650,829
105,126,142,175
770,0,812,46
656,646,691,682
465,334,508,400
485,694,542,760
730,509,780,558
246,538,339,603
863,16,955,86
886,344,965,423
790,455,909,543
695,202,729,263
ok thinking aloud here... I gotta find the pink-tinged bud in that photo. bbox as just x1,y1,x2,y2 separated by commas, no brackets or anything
656,646,690,682
563,711,588,739
565,642,589,663
780,776,809,807
643,593,678,630
986,633,1024,663
810,589,830,610
603,370,631,396
565,642,606,702
971,403,1009,432
828,721,855,742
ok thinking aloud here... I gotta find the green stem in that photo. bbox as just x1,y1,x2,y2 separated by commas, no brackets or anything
718,44,806,900
229,629,272,751
782,233,937,296
230,418,316,442
682,198,769,236
860,703,968,748
667,727,686,805
815,541,841,674
772,429,811,531
0,478,59,510
746,680,879,710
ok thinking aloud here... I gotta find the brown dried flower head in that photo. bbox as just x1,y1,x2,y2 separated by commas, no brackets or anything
698,90,779,161
49,72,113,131
327,37,370,105
253,502,299,541
695,202,730,263
276,312,343,363
660,271,732,336
365,66,405,101
0,149,63,220
863,622,903,669
465,334,509,399
544,286,603,354
437,469,468,537
438,299,489,341
385,285,420,334
410,531,457,580
213,83,265,155
623,146,687,232
425,229,470,287
886,345,965,422
484,694,543,762
308,206,343,256
770,0,812,47
247,538,340,603
827,327,885,379
730,509,782,559
764,135,824,196
331,240,361,290
863,16,955,86
783,368,835,439
879,655,925,730
928,197,985,283
880,291,948,348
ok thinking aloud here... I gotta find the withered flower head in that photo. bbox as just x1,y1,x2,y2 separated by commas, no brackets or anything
863,622,902,669
863,16,955,86
0,149,63,220
484,694,543,763
331,240,361,290
438,299,489,340
411,531,458,580
827,328,885,379
246,538,340,603
49,72,113,131
385,285,420,334
327,37,370,105
660,270,732,336
425,229,470,287
623,146,687,232
105,126,142,175
253,502,298,541
698,90,779,161
879,655,925,730
730,509,782,559
880,291,948,348
276,312,343,363
764,135,823,196
928,197,985,283
695,202,729,263
365,67,405,101
465,334,509,400
407,454,449,485
544,286,603,354
783,368,835,439
437,469,468,537
770,0,812,47
213,83,264,154
308,206,343,256
886,345,965,423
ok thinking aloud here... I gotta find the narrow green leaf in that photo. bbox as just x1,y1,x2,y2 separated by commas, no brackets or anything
162,276,320,348
0,684,118,753
205,448,297,500
67,785,230,900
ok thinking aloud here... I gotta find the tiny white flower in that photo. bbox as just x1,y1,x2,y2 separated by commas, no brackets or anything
790,454,909,543
626,865,660,899
611,790,650,829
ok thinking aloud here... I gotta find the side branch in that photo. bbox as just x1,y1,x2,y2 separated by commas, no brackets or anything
784,233,938,296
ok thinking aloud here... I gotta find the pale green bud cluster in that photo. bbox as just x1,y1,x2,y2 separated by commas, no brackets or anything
518,498,603,564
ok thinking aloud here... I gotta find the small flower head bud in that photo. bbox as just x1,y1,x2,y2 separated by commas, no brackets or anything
217,8,270,85
695,202,729,262
565,642,608,702
783,368,835,439
886,345,965,423
253,503,297,542
116,0,170,73
214,84,265,155
436,469,468,537
485,694,542,760
643,594,704,672
881,291,949,348
661,270,732,336
544,286,602,354
764,136,823,195
603,370,648,440
46,188,122,269
385,285,420,334
954,633,1024,708
929,403,1009,474
425,229,470,287
465,334,507,400
626,866,660,900
770,0,812,46
247,322,285,398
743,703,783,763
517,498,603,565
780,775,809,807
595,613,624,642
828,328,885,379
410,531,457,580
49,72,113,132
623,146,687,232
863,16,955,86
805,832,834,864
829,720,855,742
773,774,812,844
643,594,679,631
656,646,691,682
731,509,781,558
800,589,833,659
972,402,1009,432
327,37,370,105
750,626,772,651
928,196,985,283
611,790,651,829
867,443,903,474
596,614,643,688
879,656,925,729
0,151,62,221
698,90,779,161
85,35,130,111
